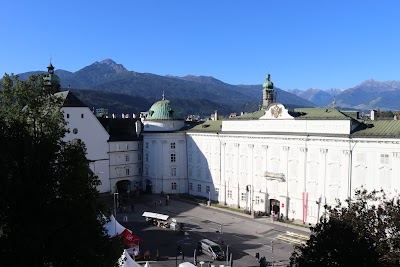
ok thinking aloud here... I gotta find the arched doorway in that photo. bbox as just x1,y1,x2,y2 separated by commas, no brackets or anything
270,199,280,216
116,180,131,205
145,179,152,194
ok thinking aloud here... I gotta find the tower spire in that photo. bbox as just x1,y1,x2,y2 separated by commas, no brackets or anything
262,73,274,109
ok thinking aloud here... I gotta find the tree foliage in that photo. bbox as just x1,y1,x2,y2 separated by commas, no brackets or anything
290,189,400,267
0,74,122,266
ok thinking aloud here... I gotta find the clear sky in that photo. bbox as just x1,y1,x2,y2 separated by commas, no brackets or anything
1,1,400,90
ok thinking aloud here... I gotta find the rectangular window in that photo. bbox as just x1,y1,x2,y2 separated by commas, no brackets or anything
255,196,260,205
215,188,219,196
197,184,202,192
145,167,148,176
116,144,120,151
171,167,177,176
81,114,84,118
138,153,142,161
125,155,129,162
206,186,210,194
171,142,176,149
139,167,142,174
171,153,176,162
227,190,232,199
126,144,129,150
380,154,389,164
189,183,193,191
146,153,149,162
125,168,130,176
146,142,149,149
171,182,177,190
66,114,70,118
241,193,246,201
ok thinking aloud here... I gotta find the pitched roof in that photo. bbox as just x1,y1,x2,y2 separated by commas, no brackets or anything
352,120,400,138
231,108,351,120
97,117,142,141
188,120,222,132
55,91,87,107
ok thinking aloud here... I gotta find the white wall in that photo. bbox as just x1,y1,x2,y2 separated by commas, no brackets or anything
63,106,110,193
187,131,400,224
142,132,187,194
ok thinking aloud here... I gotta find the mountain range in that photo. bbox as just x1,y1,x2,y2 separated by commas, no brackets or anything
15,59,400,117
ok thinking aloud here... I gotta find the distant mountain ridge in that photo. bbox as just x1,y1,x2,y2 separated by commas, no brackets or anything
285,80,400,111
15,59,315,116
16,59,400,113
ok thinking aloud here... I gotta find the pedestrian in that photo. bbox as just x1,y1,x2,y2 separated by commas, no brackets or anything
131,203,134,213
159,200,162,206
181,252,184,262
123,214,128,222
154,200,157,207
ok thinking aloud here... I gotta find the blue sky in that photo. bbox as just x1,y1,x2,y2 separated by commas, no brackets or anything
1,1,400,90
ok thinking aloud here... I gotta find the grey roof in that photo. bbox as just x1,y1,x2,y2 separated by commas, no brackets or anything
98,117,142,141
55,91,87,107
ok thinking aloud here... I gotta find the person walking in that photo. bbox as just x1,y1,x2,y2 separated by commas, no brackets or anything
154,200,157,207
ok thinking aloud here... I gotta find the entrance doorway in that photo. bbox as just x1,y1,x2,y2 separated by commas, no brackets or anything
145,179,152,194
270,199,280,216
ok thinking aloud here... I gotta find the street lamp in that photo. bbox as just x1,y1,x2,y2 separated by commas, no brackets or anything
113,192,119,235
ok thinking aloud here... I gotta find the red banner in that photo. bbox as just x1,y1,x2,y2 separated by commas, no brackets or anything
302,192,308,224
120,229,143,245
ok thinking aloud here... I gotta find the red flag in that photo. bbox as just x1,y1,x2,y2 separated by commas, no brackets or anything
120,229,143,245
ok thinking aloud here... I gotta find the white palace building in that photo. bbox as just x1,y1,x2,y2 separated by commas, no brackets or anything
46,64,400,225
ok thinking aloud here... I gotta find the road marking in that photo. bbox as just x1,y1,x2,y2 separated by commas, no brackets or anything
233,235,246,240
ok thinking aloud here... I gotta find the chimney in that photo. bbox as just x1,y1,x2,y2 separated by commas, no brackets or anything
214,110,218,121
370,110,376,120
135,120,142,137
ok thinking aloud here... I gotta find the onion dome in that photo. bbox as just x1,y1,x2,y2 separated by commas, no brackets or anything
43,61,60,93
146,93,181,120
263,74,274,91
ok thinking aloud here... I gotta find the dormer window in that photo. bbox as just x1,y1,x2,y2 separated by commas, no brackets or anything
81,114,84,118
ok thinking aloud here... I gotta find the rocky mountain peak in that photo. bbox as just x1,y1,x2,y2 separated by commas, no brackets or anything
93,58,128,73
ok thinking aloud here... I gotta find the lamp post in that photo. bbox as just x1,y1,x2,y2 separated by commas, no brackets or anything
113,192,119,235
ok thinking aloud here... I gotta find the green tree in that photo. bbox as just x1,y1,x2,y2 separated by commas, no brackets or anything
0,74,122,266
290,189,400,267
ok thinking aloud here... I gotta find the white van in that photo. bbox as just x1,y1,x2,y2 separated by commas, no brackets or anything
197,239,225,260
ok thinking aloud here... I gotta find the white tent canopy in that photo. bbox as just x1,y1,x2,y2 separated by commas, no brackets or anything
105,214,128,236
118,249,142,267
142,211,169,221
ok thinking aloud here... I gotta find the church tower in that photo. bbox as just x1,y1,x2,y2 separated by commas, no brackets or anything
43,61,61,94
262,73,274,109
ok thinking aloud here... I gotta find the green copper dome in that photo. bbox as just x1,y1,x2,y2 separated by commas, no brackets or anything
146,95,181,120
263,74,274,91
